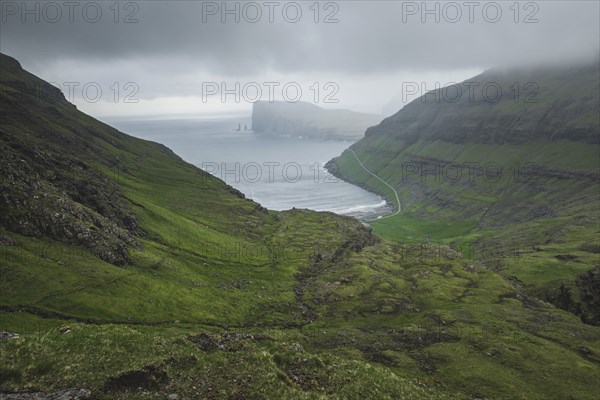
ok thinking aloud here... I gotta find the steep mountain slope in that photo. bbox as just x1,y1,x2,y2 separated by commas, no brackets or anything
1,54,599,399
369,64,599,145
329,61,600,325
252,101,382,140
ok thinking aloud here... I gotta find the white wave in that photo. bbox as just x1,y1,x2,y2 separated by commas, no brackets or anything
333,200,388,214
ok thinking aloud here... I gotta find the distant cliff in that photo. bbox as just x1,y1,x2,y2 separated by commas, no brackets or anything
251,101,382,140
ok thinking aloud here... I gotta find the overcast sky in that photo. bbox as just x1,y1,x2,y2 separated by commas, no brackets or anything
1,0,598,117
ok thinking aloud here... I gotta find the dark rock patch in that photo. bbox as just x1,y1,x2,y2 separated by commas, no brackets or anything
0,331,20,341
103,365,167,392
555,254,579,261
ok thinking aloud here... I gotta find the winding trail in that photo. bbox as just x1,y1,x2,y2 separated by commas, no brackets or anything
348,149,401,219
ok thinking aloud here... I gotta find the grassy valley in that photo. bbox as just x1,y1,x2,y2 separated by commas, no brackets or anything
1,53,599,399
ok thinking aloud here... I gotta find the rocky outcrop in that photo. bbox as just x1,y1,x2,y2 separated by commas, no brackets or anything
0,331,20,340
576,266,600,325
0,131,139,266
0,53,142,266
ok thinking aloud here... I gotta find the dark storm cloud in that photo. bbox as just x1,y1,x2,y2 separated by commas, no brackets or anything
2,0,598,75
1,1,598,116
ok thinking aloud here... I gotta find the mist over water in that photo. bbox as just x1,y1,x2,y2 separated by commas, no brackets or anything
107,115,389,219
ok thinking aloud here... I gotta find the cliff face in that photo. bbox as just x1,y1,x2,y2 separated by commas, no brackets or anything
251,101,382,140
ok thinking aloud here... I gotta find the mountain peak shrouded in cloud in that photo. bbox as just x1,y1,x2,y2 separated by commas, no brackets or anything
1,1,598,117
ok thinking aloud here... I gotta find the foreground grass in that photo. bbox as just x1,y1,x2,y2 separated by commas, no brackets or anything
2,230,599,399
1,313,469,400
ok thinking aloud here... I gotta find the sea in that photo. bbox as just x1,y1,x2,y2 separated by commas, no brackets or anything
105,115,390,220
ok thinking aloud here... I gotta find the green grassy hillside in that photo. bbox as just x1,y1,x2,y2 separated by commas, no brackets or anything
1,54,599,399
329,62,600,327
